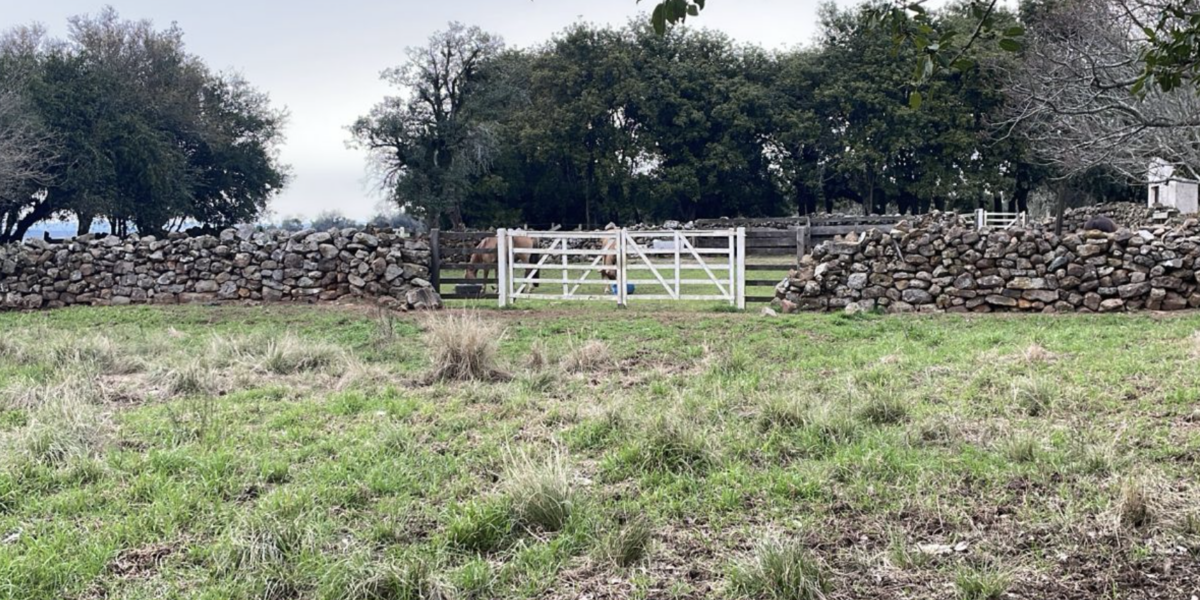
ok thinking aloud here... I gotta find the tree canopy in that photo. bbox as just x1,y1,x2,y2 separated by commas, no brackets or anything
0,8,288,242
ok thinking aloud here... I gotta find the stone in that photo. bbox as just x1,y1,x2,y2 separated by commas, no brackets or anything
1117,282,1150,299
1007,277,1047,290
1099,298,1125,312
846,273,868,290
954,273,977,290
1022,290,1058,303
977,275,1005,288
986,294,1018,307
901,288,934,305
194,280,219,293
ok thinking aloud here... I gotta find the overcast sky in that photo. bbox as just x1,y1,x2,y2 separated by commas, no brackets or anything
5,1,849,222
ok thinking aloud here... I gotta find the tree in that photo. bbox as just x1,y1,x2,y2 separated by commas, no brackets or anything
350,23,505,229
0,8,287,242
1003,0,1200,182
0,91,57,240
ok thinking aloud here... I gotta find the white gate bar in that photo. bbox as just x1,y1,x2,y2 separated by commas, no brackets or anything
497,228,509,308
624,231,679,300
736,227,746,309
617,230,628,307
674,230,681,300
516,238,564,296
676,234,730,297
727,230,735,306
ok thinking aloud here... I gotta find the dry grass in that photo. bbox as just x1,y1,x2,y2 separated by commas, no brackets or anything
599,516,652,568
503,450,575,533
1018,343,1057,363
561,339,612,373
1117,478,1154,529
4,377,108,467
424,312,505,382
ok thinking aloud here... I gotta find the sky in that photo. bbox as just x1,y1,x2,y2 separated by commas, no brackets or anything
4,0,848,222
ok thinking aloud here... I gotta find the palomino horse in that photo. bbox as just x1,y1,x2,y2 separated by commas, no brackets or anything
465,234,539,288
600,224,620,281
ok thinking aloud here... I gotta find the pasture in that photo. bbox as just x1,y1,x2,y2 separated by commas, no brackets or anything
1,304,1198,599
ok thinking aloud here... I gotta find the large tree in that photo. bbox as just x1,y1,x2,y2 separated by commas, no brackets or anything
0,8,287,242
350,23,505,228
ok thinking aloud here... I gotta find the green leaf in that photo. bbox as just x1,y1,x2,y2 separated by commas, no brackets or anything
909,90,923,110
651,4,667,35
999,38,1023,52
688,4,699,16
1003,26,1025,37
951,58,976,72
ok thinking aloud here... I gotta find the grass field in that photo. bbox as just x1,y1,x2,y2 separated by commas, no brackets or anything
1,304,1199,599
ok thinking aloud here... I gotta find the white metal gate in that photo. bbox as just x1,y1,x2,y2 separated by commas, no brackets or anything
496,228,745,308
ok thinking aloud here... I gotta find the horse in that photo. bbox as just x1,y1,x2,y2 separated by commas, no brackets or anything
1084,216,1118,233
465,234,539,288
600,224,620,281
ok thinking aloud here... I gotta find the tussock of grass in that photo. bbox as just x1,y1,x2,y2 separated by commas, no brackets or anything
1002,435,1041,464
632,413,712,473
424,313,505,382
1117,479,1153,529
262,333,345,375
854,392,909,426
758,396,809,431
445,498,513,553
1018,343,1057,363
1012,375,1056,417
525,340,551,372
216,511,317,574
319,553,448,600
805,403,862,449
729,539,828,600
503,451,574,533
561,339,612,373
954,566,1010,600
600,516,652,567
48,334,142,375
153,360,216,398
4,378,107,468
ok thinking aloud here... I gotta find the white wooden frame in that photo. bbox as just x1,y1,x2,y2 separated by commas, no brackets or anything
975,209,1027,229
497,228,745,309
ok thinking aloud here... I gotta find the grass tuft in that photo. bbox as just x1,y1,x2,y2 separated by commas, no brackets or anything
633,413,712,473
854,392,909,426
561,339,612,373
424,312,505,382
954,566,1010,600
758,396,809,431
319,553,449,600
153,360,216,398
262,333,345,375
503,450,574,533
1012,375,1056,417
5,378,107,468
445,498,513,553
1117,479,1153,529
600,516,652,567
729,538,828,600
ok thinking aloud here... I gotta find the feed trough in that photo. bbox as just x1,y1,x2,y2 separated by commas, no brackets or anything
455,283,484,297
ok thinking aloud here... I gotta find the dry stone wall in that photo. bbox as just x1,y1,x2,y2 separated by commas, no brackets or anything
776,212,1200,313
0,226,442,311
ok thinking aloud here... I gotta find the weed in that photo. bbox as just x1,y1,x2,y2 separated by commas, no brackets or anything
424,312,505,382
728,538,828,600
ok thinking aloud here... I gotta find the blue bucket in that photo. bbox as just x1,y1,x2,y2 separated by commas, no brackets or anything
609,283,636,295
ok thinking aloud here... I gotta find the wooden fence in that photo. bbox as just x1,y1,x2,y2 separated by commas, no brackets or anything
430,230,499,301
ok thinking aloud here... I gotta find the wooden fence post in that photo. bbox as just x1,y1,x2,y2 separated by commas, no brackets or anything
430,229,441,292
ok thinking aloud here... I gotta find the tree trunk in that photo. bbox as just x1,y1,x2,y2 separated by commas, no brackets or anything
76,213,95,237
1054,183,1068,237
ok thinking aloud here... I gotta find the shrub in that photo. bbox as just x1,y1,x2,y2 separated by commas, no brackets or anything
728,539,828,600
424,313,504,382
503,451,574,532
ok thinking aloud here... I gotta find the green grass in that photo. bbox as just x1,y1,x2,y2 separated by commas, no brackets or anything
1,304,1199,599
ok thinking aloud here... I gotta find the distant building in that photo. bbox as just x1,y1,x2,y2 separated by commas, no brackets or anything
1148,159,1199,214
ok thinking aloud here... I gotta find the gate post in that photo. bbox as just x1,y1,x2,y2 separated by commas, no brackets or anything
497,228,509,308
616,229,628,308
975,208,986,229
736,227,746,310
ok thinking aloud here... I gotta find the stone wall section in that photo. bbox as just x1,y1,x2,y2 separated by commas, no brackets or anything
776,213,1200,313
1,226,441,311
